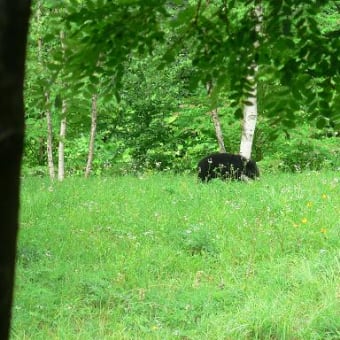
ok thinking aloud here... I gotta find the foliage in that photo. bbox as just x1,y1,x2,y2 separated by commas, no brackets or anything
278,138,340,172
13,173,340,338
23,0,340,175
259,125,340,173
58,0,340,125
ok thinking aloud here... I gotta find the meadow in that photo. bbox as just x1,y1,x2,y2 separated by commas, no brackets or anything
11,171,340,339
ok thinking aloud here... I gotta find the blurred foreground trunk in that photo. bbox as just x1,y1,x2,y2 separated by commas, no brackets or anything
0,1,31,338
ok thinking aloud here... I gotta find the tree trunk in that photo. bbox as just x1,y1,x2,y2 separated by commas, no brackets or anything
37,1,55,179
58,113,66,181
239,2,262,160
45,92,55,179
85,94,98,178
239,75,258,160
206,82,226,153
58,30,67,181
0,1,31,338
210,108,226,153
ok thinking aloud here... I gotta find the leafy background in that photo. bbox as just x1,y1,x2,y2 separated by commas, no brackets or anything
23,0,340,176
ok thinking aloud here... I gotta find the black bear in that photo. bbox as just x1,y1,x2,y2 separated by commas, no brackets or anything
197,153,259,182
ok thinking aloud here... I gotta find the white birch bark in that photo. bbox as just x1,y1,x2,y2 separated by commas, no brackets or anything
58,113,66,181
85,94,98,178
239,3,262,160
239,74,258,160
45,93,55,179
57,30,67,181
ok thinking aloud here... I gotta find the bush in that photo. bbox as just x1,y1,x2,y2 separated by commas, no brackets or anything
260,136,340,173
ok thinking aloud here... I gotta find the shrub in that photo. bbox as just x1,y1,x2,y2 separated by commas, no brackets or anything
260,137,340,173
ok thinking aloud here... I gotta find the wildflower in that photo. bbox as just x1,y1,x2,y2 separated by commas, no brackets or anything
320,228,327,234
306,202,313,208
301,218,308,224
322,194,328,199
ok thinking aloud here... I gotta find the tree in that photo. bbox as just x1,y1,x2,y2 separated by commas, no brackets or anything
0,1,31,338
85,94,98,177
36,0,56,179
45,91,55,179
57,113,67,180
239,1,262,160
57,30,67,181
206,81,226,153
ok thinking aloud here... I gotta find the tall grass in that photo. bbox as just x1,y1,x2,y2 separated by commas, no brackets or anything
12,171,340,339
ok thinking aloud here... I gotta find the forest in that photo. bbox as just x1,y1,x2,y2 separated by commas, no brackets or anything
24,0,340,178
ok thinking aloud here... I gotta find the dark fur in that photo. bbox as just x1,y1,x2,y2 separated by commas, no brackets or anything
197,153,259,182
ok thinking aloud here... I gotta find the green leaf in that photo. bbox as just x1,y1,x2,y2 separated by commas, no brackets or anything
316,117,327,129
234,108,243,119
164,113,179,124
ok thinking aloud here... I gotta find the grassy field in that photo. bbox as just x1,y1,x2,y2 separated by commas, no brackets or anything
11,171,340,339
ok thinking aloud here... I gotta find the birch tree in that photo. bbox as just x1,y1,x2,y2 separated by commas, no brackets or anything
58,112,67,181
239,2,263,160
85,94,98,178
36,1,55,179
45,92,55,179
58,30,67,181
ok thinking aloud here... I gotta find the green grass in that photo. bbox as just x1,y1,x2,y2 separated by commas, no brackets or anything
12,171,340,339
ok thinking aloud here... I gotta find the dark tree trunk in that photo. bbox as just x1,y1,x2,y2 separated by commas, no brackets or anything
0,1,31,338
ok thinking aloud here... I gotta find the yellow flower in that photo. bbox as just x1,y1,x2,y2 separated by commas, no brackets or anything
306,201,313,208
320,228,327,234
301,218,308,224
322,194,328,199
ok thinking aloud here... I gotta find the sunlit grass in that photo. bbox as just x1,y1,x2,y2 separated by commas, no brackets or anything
12,171,340,339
